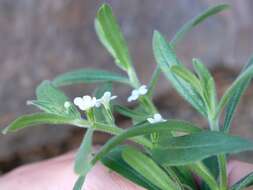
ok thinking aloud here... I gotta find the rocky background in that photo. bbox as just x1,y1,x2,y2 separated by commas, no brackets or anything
0,0,253,174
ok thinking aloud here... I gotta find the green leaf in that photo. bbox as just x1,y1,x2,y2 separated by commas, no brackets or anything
92,120,201,164
53,69,130,87
95,4,132,71
122,146,180,190
192,58,217,115
231,171,253,190
153,31,207,117
74,128,93,175
152,131,253,166
200,156,219,190
223,56,253,132
101,146,161,190
216,62,253,119
171,166,197,190
73,175,85,190
2,113,89,134
148,4,229,97
30,80,81,118
188,162,219,190
171,4,230,46
170,65,202,94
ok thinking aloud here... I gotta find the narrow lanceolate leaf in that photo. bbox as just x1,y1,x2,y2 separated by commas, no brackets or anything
223,56,253,132
74,128,93,175
170,65,202,95
153,31,207,117
73,176,85,190
101,146,161,190
95,4,132,71
122,147,180,190
92,120,201,164
53,69,130,87
30,80,80,118
152,131,253,166
216,62,253,119
171,4,230,46
192,58,217,114
231,172,253,190
148,4,229,96
2,113,89,134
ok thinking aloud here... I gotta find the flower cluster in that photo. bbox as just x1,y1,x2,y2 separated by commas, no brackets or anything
73,91,117,111
127,85,148,102
147,113,166,124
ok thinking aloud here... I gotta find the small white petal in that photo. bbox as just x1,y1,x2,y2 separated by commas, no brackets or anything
138,85,148,95
103,91,111,98
73,97,84,106
154,113,162,121
110,95,117,100
147,113,166,124
64,101,71,109
95,99,102,107
147,118,155,124
128,94,138,102
82,95,92,102
92,97,101,108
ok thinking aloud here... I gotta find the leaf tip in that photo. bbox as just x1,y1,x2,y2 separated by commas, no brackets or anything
98,3,112,15
153,30,162,39
2,127,9,135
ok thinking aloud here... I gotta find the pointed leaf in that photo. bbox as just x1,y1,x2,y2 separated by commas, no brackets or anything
149,4,229,96
32,80,81,118
2,113,89,134
192,58,217,114
170,65,202,94
231,172,253,190
171,4,230,46
217,62,253,119
101,146,160,190
95,4,132,71
74,128,93,175
152,131,253,166
73,175,85,190
53,69,130,87
122,146,180,190
153,31,207,117
92,120,201,164
223,56,253,132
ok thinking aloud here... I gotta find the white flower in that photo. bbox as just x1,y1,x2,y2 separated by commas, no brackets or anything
97,91,117,108
147,113,166,124
138,85,148,95
64,101,71,109
127,85,148,102
73,95,99,111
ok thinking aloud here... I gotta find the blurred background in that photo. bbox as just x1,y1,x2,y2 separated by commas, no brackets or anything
1,0,253,174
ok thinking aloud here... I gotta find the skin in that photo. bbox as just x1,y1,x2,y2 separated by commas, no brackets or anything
0,152,253,190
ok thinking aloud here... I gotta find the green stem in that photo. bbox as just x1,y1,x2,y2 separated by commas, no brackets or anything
218,155,228,190
74,120,153,149
209,116,228,190
189,162,219,190
128,68,140,88
148,67,161,97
